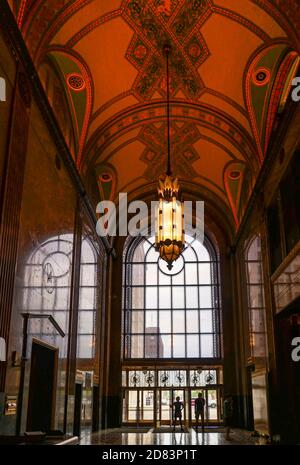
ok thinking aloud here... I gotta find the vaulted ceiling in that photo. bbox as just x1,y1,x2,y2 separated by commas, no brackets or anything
11,0,300,231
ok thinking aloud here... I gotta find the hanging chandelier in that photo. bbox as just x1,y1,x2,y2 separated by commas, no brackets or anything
155,44,185,270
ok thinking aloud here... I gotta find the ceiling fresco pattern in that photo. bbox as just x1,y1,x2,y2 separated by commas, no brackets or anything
10,0,300,230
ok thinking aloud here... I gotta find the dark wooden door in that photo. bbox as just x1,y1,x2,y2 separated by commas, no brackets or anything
27,340,58,433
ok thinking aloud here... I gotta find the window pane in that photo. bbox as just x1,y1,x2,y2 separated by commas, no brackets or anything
146,287,157,309
201,335,214,357
187,335,199,357
251,309,265,332
199,286,212,308
193,241,210,261
200,310,213,333
185,264,197,284
247,262,262,284
79,288,95,310
160,335,171,358
133,241,149,262
159,287,171,308
146,246,158,262
131,335,144,358
145,334,158,358
186,286,198,308
183,246,196,261
198,263,211,284
159,311,171,333
77,335,94,358
248,238,261,261
131,311,144,333
145,310,157,329
173,335,186,357
159,270,171,285
172,287,184,308
80,264,96,286
78,311,94,334
252,333,267,357
173,311,185,333
131,264,144,285
146,264,157,285
81,240,95,263
131,287,144,309
172,270,184,285
249,285,265,308
186,310,199,333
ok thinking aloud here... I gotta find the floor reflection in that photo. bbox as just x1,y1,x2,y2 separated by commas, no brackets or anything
79,428,264,446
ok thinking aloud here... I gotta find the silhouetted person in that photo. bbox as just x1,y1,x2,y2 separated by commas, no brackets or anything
194,392,205,432
223,395,234,440
171,396,184,431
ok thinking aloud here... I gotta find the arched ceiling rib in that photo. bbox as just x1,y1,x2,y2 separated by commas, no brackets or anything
11,0,300,229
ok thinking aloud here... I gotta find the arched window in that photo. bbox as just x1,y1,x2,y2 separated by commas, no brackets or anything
245,236,267,358
23,233,74,355
22,233,100,360
123,235,222,360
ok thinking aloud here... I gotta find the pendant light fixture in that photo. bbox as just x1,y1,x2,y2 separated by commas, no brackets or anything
155,43,185,270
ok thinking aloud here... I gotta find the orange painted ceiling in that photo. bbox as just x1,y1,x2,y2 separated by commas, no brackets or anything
12,0,300,229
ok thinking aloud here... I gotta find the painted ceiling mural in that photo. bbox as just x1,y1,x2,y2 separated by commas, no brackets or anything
10,0,300,230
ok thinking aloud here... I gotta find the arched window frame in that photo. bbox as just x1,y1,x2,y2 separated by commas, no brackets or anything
122,234,222,361
245,235,268,359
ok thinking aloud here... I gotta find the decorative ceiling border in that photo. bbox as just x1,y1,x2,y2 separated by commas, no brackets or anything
252,0,300,51
83,100,259,173
45,44,94,167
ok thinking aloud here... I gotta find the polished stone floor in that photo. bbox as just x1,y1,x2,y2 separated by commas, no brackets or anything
79,428,266,445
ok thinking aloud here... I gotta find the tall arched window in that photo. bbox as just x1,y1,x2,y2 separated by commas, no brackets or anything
245,236,267,358
123,235,222,360
23,233,74,355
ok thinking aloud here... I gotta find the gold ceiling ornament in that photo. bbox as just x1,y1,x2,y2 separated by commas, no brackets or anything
155,44,185,271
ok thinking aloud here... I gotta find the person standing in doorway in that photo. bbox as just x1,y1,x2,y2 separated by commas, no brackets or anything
194,392,205,432
171,396,184,431
223,395,234,440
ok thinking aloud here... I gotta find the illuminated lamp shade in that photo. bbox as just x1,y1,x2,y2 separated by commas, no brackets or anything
155,176,185,270
154,44,185,270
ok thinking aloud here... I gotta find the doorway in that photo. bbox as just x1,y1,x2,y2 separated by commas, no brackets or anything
157,389,186,425
27,339,58,433
122,387,223,426
122,389,154,425
276,307,300,443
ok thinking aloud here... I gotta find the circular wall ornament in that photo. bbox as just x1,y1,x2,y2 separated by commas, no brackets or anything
252,67,271,86
99,172,113,183
66,73,86,92
228,170,241,180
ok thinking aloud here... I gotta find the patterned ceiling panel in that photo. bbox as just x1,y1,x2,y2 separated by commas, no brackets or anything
11,0,300,229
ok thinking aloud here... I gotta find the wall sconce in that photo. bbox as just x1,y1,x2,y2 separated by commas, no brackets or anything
0,337,6,362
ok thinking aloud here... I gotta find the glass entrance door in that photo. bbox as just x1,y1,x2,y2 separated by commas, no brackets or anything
122,390,154,424
190,388,222,425
157,389,186,426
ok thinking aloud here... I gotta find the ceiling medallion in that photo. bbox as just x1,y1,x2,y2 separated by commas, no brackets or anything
66,73,86,92
252,67,271,87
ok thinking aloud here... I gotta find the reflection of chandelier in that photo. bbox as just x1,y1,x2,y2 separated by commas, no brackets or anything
155,44,185,271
